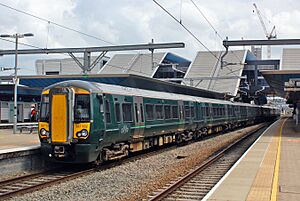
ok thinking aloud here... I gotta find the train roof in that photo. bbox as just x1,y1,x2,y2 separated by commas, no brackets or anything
11,73,229,100
44,80,266,108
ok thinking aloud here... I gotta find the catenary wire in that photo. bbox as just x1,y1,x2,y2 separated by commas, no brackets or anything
0,2,167,63
191,0,243,64
0,2,114,45
153,0,220,61
153,0,243,77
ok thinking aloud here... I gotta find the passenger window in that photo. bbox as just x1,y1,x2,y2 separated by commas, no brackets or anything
105,99,111,123
191,106,195,118
115,103,121,123
145,104,154,120
185,106,190,118
122,103,133,122
164,105,171,119
155,105,164,120
172,105,179,119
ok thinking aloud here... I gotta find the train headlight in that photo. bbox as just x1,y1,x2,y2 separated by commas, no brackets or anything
77,132,82,137
40,128,49,137
76,129,88,138
81,129,88,137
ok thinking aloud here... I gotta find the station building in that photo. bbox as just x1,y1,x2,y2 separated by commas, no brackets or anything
35,56,109,75
0,84,40,123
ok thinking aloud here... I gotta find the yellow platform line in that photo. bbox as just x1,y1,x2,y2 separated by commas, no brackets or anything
270,118,287,201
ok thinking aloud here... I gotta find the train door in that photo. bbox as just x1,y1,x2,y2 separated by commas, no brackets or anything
133,96,144,140
178,100,184,131
208,103,212,123
50,88,73,143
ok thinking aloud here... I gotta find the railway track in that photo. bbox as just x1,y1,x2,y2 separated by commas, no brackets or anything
0,167,92,200
0,125,227,200
0,142,178,200
0,123,266,200
147,124,268,201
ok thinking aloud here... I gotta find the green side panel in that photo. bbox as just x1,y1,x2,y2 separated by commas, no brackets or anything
103,94,133,145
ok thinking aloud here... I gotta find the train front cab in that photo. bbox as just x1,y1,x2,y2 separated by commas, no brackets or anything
39,86,100,163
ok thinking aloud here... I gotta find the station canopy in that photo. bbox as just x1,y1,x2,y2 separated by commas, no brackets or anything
261,70,300,104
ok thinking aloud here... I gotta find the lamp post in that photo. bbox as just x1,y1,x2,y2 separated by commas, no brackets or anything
0,33,34,134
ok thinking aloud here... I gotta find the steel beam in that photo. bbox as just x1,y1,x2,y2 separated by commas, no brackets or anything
68,53,84,69
90,51,107,71
221,38,300,68
0,42,185,56
245,59,279,66
159,76,246,81
223,39,300,47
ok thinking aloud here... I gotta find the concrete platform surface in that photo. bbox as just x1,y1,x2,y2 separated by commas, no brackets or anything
204,117,300,201
0,129,40,151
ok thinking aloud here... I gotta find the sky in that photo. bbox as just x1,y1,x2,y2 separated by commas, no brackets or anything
0,0,300,75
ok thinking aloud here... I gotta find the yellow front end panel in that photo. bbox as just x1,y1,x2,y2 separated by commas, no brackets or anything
73,123,90,139
51,94,68,143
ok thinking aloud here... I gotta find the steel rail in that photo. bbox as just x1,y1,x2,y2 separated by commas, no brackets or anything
148,123,267,201
0,122,268,200
0,144,178,200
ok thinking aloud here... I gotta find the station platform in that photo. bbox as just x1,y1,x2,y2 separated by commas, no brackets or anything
204,117,300,201
0,128,40,152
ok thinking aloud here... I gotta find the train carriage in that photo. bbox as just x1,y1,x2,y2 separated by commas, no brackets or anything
38,80,279,164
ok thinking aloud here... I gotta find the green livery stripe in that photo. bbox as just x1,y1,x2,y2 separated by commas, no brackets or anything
131,125,146,129
105,128,119,132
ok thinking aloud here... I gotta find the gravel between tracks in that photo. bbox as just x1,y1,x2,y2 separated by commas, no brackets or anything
8,124,263,201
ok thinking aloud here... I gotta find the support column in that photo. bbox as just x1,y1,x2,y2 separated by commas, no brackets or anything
254,64,258,88
83,51,91,74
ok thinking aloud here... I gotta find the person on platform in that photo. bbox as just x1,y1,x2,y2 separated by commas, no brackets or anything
30,105,37,122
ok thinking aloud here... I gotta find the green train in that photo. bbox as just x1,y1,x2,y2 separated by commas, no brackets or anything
38,80,279,163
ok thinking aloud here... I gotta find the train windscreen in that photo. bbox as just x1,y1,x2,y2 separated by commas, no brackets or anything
74,94,90,122
40,94,49,122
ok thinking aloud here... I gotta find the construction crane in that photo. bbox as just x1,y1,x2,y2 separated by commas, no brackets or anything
253,3,277,58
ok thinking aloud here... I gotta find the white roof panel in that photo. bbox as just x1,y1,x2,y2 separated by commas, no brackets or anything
281,48,300,70
183,50,247,96
99,53,166,77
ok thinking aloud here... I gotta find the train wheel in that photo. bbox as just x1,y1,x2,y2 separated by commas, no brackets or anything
176,134,183,144
93,152,103,166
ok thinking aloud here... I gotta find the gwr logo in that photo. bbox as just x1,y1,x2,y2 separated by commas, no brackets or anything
121,125,129,134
